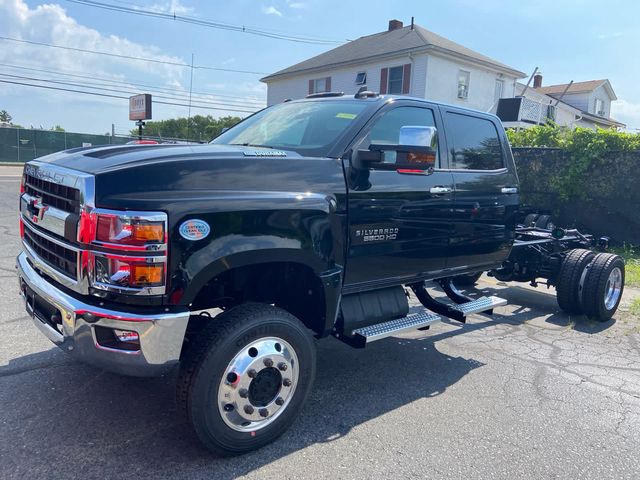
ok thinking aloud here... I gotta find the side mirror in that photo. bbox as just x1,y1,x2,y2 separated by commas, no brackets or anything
352,148,383,169
399,126,437,150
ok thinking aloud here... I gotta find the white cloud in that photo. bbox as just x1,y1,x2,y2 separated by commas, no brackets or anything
611,100,640,131
287,1,307,8
596,31,624,40
262,5,283,17
0,0,186,84
0,0,230,131
139,0,194,15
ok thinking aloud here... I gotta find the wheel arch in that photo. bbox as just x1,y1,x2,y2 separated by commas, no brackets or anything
179,249,342,337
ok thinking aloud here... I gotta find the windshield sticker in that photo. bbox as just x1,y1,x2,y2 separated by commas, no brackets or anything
336,113,357,120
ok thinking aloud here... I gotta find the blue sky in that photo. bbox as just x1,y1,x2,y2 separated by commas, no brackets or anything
1,0,639,134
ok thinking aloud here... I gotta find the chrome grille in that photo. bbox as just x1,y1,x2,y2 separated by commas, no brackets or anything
24,173,80,214
23,226,78,279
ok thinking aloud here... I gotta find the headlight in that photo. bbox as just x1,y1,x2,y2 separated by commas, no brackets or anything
78,208,168,295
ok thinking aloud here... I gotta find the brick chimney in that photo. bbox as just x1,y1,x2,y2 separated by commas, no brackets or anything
533,73,543,88
388,19,403,31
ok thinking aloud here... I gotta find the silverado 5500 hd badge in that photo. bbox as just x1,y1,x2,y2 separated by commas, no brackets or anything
351,225,399,244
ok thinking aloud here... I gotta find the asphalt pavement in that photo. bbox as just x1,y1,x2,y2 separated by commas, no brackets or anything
1,166,639,480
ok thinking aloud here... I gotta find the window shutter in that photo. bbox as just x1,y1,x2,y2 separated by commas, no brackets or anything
380,68,388,94
402,64,411,94
326,77,331,92
308,79,314,95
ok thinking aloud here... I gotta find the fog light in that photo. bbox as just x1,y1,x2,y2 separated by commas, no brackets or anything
113,329,139,343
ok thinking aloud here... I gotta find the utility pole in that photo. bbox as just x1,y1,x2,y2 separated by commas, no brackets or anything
187,53,194,140
111,123,115,144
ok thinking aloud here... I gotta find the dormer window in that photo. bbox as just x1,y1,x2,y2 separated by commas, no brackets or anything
595,98,605,117
355,72,367,85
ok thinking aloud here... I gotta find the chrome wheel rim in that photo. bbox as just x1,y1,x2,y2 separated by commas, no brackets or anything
217,337,299,432
604,267,623,310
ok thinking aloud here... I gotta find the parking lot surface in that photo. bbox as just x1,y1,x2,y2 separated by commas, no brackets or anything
1,167,639,480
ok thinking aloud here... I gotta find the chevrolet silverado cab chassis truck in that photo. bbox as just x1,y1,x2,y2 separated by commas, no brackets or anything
15,92,625,455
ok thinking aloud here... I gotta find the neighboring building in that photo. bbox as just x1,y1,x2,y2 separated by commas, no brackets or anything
261,19,526,112
498,74,625,130
536,77,624,129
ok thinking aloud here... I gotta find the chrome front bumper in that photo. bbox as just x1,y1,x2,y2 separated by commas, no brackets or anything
16,252,190,377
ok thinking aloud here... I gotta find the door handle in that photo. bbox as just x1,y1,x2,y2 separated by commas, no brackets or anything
429,186,452,194
501,187,518,194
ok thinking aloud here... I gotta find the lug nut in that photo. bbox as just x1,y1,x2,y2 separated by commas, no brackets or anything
244,405,254,415
275,397,284,406
238,388,248,398
247,369,257,378
259,408,269,418
263,358,273,367
283,378,292,387
277,362,287,371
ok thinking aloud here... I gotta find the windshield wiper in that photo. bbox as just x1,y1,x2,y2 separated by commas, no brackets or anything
230,143,276,149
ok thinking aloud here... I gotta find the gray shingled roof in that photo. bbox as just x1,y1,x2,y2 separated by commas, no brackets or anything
261,24,526,82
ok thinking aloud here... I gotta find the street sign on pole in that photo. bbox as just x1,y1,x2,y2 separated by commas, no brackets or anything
129,94,152,121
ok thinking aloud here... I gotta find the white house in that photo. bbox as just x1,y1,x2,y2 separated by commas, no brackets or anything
498,75,625,130
535,77,624,129
261,19,526,112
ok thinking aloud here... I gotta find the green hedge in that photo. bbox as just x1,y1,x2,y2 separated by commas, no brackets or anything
507,125,640,200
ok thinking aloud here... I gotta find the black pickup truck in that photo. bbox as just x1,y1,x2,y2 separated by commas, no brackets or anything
16,92,625,455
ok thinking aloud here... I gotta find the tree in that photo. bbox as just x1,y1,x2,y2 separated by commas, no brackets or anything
51,125,65,132
130,115,242,141
0,110,12,123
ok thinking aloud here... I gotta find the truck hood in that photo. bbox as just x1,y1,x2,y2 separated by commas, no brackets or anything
34,143,300,175
29,143,347,213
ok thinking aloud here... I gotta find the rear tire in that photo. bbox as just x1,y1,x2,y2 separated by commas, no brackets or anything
535,214,553,229
523,213,539,226
580,253,625,322
556,249,595,315
177,303,316,456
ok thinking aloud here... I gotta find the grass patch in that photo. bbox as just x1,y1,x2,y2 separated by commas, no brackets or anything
611,244,640,288
630,298,640,318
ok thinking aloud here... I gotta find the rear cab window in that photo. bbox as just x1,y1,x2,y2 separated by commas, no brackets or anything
443,112,504,170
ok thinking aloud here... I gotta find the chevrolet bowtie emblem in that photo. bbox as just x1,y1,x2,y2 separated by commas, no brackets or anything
28,197,48,223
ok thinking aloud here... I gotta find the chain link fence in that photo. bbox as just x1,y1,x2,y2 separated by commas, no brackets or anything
0,126,197,163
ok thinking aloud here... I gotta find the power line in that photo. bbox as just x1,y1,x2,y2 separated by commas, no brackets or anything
0,36,270,75
0,62,266,104
0,72,264,110
65,0,345,45
0,79,258,114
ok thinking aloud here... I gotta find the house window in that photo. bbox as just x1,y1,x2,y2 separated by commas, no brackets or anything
310,77,331,94
494,79,504,103
595,98,605,116
388,66,404,94
355,72,367,85
457,70,470,99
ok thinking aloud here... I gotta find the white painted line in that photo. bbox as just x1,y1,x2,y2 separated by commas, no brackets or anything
0,175,21,177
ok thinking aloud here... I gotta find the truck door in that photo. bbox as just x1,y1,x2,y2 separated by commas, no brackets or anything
441,109,519,271
343,102,455,289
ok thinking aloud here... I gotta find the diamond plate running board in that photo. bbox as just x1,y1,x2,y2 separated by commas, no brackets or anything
350,312,441,346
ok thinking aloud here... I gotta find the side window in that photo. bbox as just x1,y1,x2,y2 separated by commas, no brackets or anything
444,112,504,170
366,106,439,166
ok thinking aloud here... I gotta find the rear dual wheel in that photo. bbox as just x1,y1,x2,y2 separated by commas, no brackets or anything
177,303,316,456
556,250,625,321
581,253,625,321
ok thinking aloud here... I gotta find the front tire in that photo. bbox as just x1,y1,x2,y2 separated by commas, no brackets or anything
177,303,316,455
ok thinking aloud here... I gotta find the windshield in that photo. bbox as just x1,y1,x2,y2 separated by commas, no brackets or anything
211,100,369,156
